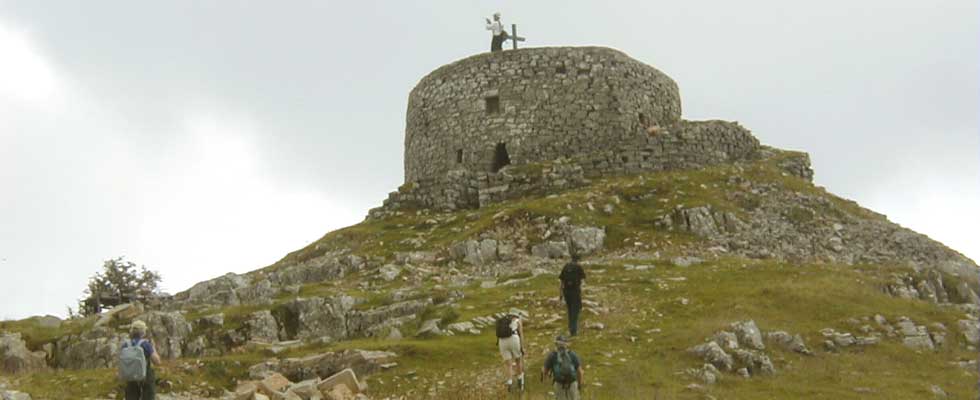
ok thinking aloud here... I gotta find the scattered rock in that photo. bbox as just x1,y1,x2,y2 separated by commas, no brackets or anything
415,319,442,338
378,264,402,282
531,241,570,259
671,256,703,268
958,320,980,345
731,320,764,350
688,341,733,371
766,331,811,355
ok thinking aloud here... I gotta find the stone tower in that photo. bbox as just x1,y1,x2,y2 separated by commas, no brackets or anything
404,46,683,183
371,46,761,216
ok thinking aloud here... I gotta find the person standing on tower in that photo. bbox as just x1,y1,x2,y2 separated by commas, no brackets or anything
485,12,508,52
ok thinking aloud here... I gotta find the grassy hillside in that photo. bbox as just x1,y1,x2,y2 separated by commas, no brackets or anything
5,258,976,399
2,150,977,399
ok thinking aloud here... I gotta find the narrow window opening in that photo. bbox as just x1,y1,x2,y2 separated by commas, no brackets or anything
485,96,500,114
492,143,511,172
621,156,629,163
638,112,648,126
556,65,567,74
456,149,463,164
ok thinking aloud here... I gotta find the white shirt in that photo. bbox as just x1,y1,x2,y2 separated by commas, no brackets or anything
486,20,504,36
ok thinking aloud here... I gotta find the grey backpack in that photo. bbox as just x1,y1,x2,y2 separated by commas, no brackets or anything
119,339,148,382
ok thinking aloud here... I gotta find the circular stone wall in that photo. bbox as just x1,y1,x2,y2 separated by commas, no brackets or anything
404,46,682,183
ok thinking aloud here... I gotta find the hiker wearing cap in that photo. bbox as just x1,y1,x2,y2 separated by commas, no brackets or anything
559,254,586,336
122,320,162,400
495,313,526,391
485,12,508,52
541,335,584,400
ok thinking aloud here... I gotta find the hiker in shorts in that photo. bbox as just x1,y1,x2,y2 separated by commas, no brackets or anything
541,335,584,400
559,254,586,336
496,313,526,390
124,320,162,400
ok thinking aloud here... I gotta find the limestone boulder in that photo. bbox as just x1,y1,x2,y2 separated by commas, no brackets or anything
378,264,402,282
286,379,322,400
238,279,279,304
244,310,281,343
958,320,979,345
451,239,499,265
731,320,765,350
180,272,249,305
346,299,430,338
568,226,605,255
0,333,47,374
55,327,127,369
139,311,193,359
0,390,32,400
732,349,775,376
688,341,733,371
766,331,811,355
271,349,396,382
531,241,570,259
94,302,145,327
277,297,351,341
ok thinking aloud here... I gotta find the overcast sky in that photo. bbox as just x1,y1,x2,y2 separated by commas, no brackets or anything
1,1,977,320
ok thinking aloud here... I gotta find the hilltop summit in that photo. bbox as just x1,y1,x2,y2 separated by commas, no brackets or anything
375,47,770,215
1,47,978,399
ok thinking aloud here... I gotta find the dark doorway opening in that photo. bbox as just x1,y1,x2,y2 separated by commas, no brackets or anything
456,149,463,164
492,143,511,172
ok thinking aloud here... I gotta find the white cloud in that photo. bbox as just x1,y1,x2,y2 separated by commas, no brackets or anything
0,22,64,109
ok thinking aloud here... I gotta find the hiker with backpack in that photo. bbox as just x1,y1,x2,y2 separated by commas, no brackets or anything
496,313,526,391
120,320,161,400
559,254,586,336
541,335,584,400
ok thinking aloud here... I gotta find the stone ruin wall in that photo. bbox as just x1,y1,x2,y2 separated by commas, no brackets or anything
405,46,682,183
371,47,767,217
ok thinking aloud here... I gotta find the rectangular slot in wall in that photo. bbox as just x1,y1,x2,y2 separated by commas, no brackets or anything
485,96,500,114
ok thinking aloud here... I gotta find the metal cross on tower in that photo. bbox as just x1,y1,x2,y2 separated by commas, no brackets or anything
510,24,526,50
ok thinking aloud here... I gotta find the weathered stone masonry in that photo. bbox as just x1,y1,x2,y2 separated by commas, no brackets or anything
372,46,769,216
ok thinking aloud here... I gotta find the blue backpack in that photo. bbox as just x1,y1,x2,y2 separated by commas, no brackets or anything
119,339,147,382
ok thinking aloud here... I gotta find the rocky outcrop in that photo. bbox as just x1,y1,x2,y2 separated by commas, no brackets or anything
275,297,352,341
451,239,500,265
140,311,193,359
568,226,606,255
0,333,47,374
346,299,431,339
688,321,812,380
250,349,396,383
531,241,570,259
884,270,979,306
54,327,126,369
244,310,281,343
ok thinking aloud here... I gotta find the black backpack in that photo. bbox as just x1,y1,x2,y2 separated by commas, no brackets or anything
495,315,514,338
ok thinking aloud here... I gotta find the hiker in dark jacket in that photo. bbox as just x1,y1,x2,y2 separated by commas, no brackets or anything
559,254,586,336
541,335,584,400
125,320,162,400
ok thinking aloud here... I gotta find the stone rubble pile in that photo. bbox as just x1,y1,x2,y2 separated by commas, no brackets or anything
686,320,790,384
233,368,369,400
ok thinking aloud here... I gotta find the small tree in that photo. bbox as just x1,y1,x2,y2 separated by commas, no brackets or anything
78,257,162,316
